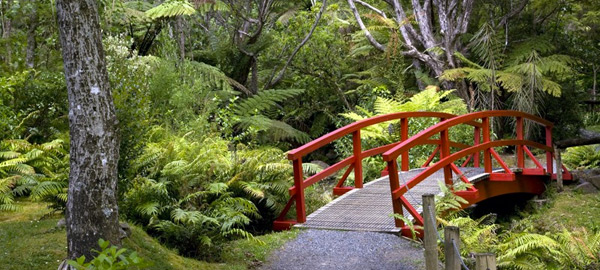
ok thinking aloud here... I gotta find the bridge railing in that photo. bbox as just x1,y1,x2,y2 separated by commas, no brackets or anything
382,110,563,230
273,112,482,230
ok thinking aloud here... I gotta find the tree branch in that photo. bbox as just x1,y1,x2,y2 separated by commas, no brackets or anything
347,0,386,51
265,0,328,89
390,0,424,47
497,0,529,27
354,0,387,19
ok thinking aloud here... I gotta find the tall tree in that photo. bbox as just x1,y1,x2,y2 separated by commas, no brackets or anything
56,0,121,261
348,0,528,98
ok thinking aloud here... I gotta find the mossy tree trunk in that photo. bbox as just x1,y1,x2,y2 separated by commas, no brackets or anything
56,0,121,261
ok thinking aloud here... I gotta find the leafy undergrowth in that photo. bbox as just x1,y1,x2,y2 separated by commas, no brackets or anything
0,200,298,270
516,184,600,232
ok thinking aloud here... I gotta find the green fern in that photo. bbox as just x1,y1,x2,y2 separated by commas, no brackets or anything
563,144,600,169
146,0,196,20
232,89,310,143
0,139,68,212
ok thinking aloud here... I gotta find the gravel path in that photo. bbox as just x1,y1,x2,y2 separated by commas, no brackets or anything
260,229,426,270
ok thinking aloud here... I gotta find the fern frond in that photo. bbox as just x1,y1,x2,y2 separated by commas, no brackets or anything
146,0,196,20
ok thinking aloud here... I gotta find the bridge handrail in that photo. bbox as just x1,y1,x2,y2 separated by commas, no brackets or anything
287,111,482,160
393,139,552,199
382,110,553,162
390,139,553,229
275,111,482,227
383,110,556,229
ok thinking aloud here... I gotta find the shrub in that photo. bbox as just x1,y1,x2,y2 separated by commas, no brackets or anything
68,239,150,270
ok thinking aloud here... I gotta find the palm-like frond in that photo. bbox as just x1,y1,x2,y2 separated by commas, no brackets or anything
146,0,196,20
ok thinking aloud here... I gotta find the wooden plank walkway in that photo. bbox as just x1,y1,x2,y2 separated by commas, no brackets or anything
295,167,489,233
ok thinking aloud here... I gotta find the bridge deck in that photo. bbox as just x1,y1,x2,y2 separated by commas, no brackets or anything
295,167,489,233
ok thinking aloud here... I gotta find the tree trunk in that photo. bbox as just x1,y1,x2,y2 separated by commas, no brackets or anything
56,0,121,261
26,0,38,69
593,65,597,101
2,0,12,68
176,16,185,62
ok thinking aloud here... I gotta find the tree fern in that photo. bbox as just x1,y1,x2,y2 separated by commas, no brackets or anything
146,0,196,20
232,89,310,143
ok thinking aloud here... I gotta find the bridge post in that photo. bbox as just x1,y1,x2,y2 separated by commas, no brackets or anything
353,130,363,188
516,117,524,169
423,194,438,270
474,127,480,167
292,158,306,223
401,118,409,171
440,128,452,185
387,160,404,227
546,126,553,176
482,117,492,173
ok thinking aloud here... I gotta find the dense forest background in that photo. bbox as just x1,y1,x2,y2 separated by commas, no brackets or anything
2,0,600,269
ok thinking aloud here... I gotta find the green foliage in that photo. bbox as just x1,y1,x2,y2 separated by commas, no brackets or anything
122,127,298,257
231,89,311,143
146,0,196,20
563,144,600,169
68,239,150,270
338,86,470,174
0,139,68,212
433,183,600,270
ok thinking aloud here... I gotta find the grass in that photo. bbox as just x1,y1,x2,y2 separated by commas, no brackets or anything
520,185,600,232
0,199,298,270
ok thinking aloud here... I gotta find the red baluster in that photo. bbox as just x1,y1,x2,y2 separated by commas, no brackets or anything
353,130,363,188
292,158,306,223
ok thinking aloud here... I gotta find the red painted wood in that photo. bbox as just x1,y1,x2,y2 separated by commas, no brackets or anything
489,173,516,181
440,128,452,185
387,160,404,228
275,110,566,232
382,110,554,162
461,154,473,167
353,130,363,188
392,139,553,199
474,127,480,167
399,195,424,226
522,168,546,175
516,117,524,168
523,146,545,170
332,186,355,196
482,117,492,173
450,163,469,183
272,220,297,230
289,157,354,196
288,111,482,160
489,148,513,174
454,190,479,200
422,145,440,168
275,196,295,221
293,159,306,223
335,163,355,188
401,118,409,171
463,174,546,206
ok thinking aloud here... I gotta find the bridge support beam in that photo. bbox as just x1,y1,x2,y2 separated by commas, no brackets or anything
482,117,492,173
440,128,452,185
353,130,363,188
293,159,306,223
516,117,524,169
401,118,409,171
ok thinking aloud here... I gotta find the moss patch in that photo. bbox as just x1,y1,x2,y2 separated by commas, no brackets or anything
0,200,298,270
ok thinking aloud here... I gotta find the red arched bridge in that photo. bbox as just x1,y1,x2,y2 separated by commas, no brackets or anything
273,110,573,237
